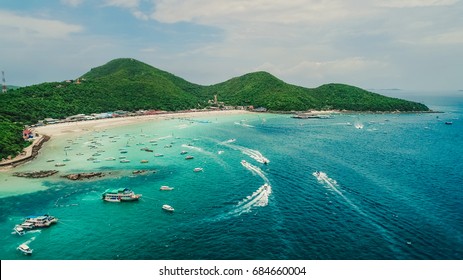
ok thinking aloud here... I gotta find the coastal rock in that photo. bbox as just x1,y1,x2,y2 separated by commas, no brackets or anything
63,172,105,180
13,170,59,178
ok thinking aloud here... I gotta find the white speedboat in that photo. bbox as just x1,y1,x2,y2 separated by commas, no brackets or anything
14,225,25,235
17,243,33,255
193,167,203,172
162,204,174,212
160,186,174,191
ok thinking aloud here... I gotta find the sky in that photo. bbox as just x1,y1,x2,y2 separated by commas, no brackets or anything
1,0,462,91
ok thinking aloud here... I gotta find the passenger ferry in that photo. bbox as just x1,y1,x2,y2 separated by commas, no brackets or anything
24,214,58,227
13,214,58,234
102,188,141,202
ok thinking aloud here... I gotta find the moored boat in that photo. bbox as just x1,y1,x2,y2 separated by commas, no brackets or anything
193,167,203,172
19,214,58,229
185,155,194,160
102,188,141,202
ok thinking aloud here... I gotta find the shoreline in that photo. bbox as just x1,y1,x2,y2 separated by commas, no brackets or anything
0,110,252,170
0,108,437,171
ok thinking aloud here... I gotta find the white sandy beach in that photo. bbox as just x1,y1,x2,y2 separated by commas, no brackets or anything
33,110,252,138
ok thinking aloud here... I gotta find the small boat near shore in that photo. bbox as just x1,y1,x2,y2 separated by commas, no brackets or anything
17,243,33,255
102,188,141,202
162,204,174,212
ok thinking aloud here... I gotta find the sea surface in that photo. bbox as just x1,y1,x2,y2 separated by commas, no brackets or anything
1,91,462,260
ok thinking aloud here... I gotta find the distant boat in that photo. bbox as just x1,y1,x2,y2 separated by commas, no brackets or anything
55,163,66,167
17,243,33,255
105,157,116,161
160,186,174,191
120,159,131,163
162,204,174,212
445,121,453,125
180,151,188,155
154,153,164,157
193,167,203,172
354,123,364,129
185,155,194,160
140,160,149,163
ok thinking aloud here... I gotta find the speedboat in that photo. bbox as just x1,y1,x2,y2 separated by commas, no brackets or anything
17,243,33,255
180,151,188,155
162,204,174,212
185,155,194,160
160,186,174,191
193,167,203,172
14,225,25,236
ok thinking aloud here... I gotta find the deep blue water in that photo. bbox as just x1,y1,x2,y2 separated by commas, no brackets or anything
1,92,462,260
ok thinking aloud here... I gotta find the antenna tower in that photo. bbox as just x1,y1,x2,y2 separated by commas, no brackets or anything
1,71,6,93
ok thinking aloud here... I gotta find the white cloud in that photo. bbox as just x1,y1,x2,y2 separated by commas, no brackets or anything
60,0,84,7
103,0,140,8
377,0,459,8
0,10,83,39
151,0,370,25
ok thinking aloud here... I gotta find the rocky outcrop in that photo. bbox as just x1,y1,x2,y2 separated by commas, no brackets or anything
63,172,105,180
13,170,59,178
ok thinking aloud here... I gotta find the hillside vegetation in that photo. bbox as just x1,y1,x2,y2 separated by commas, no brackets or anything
0,58,429,159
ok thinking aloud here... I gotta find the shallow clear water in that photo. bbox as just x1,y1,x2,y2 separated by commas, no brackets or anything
1,94,462,260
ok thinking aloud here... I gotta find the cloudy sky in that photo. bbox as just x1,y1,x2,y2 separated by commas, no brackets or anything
1,0,462,91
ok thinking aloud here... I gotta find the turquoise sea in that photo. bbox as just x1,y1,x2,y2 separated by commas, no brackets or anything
1,91,462,260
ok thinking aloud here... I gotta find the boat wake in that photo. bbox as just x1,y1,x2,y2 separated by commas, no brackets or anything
234,121,255,128
313,171,405,256
241,160,270,184
313,171,362,213
22,236,36,245
234,183,272,213
223,142,270,164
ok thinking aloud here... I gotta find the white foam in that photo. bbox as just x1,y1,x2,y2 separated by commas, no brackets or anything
224,143,270,164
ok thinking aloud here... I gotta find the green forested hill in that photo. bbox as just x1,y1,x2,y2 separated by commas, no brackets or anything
0,58,429,159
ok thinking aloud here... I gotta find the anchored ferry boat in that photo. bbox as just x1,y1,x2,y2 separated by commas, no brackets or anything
102,188,141,202
13,214,58,234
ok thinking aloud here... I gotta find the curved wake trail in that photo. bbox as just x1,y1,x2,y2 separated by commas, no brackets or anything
313,171,405,256
241,160,270,184
22,236,36,246
221,142,270,164
206,161,272,222
232,183,272,214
